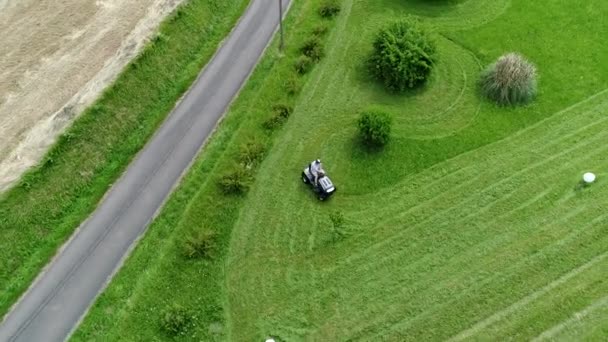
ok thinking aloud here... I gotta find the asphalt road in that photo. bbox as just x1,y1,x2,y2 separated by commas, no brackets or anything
0,0,290,340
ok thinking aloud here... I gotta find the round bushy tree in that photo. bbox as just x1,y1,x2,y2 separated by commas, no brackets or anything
480,53,537,106
369,19,436,92
357,110,392,147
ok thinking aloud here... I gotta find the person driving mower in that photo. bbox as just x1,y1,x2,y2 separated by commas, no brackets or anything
309,159,324,186
301,159,336,201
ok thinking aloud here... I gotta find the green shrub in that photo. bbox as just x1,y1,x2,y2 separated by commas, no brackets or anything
480,53,538,106
218,165,251,194
294,55,314,74
357,110,392,147
329,210,347,242
239,137,267,167
160,304,194,336
181,230,217,259
284,74,301,95
319,0,341,18
263,104,293,130
369,18,436,92
273,103,292,118
300,37,324,61
329,210,345,227
312,24,329,37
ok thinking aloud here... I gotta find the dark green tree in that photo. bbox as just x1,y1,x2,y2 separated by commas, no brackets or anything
357,110,392,147
369,18,436,92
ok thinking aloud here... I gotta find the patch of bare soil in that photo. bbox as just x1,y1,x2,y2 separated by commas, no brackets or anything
0,0,184,192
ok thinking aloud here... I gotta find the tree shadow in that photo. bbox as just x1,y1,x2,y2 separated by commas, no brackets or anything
573,180,593,192
349,134,389,158
352,55,433,112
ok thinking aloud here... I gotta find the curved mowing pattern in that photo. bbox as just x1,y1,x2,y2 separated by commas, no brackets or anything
361,36,482,139
399,0,512,31
226,87,608,340
225,0,608,340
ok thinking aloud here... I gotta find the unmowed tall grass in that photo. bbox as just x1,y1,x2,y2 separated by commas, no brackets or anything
0,0,249,317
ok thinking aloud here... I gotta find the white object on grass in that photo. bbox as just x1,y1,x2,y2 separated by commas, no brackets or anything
583,172,596,184
265,339,276,342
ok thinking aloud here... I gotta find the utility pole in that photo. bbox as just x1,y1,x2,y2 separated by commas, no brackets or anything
278,0,285,51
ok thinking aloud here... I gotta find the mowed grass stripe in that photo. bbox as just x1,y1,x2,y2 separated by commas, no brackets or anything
338,115,608,266
475,257,608,340
229,146,608,340
315,146,608,336
308,172,608,339
413,0,512,32
380,238,608,341
449,245,608,341
227,87,601,338
390,38,482,139
345,90,608,219
343,208,608,340
247,81,608,273
228,0,358,261
333,160,595,286
223,0,605,340
532,294,608,341
347,91,608,222
345,132,608,264
222,0,608,339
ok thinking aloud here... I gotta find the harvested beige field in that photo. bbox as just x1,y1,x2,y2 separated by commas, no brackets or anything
0,0,184,192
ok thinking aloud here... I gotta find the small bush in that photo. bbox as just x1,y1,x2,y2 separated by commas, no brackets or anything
294,55,313,74
263,104,293,130
319,0,341,18
329,210,347,242
273,103,292,118
357,110,392,147
369,19,436,92
284,75,301,95
329,210,345,227
480,53,537,106
160,304,194,336
182,230,217,259
218,165,251,194
239,138,267,167
263,115,285,130
312,24,329,37
300,37,324,62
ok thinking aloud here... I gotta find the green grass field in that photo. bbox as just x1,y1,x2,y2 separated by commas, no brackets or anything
75,0,608,340
0,0,248,317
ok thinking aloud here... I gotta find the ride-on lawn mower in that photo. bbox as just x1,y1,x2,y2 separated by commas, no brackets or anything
301,159,336,201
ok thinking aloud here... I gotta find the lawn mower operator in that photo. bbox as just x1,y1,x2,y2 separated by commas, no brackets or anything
309,159,325,186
